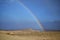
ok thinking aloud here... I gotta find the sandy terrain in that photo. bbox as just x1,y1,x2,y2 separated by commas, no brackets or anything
0,30,60,40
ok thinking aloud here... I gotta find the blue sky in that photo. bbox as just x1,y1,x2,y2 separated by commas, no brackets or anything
20,0,60,22
0,0,60,31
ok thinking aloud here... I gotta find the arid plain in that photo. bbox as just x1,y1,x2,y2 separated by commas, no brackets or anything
0,30,60,40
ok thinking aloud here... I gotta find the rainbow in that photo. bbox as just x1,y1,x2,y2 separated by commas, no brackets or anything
17,0,44,31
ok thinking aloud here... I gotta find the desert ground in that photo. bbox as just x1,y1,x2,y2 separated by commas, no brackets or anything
0,30,60,40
